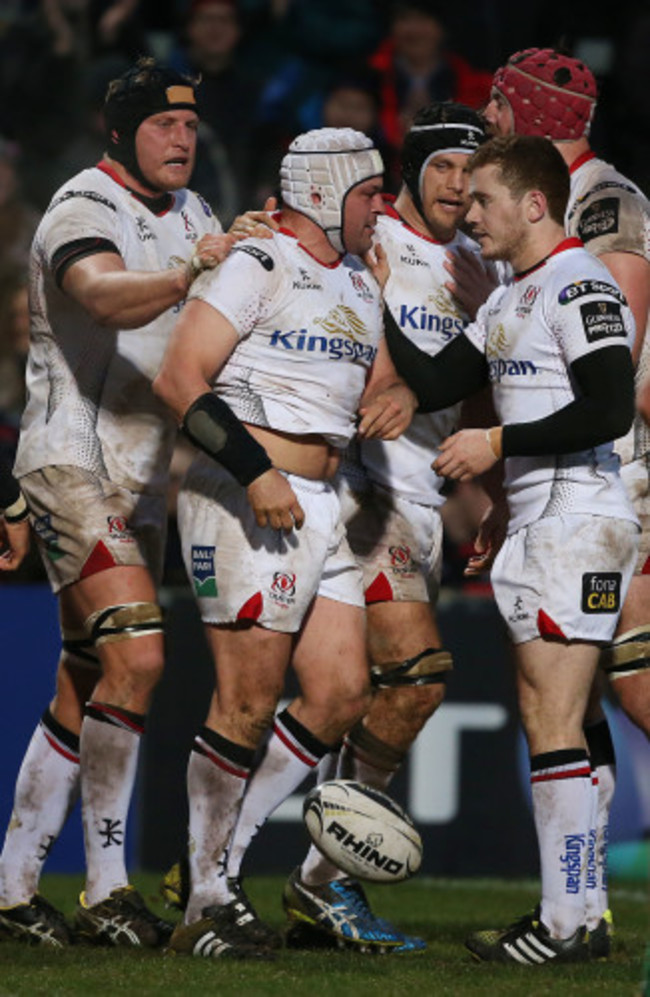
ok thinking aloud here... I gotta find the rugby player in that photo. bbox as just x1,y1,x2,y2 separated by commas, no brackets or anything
153,126,417,958
386,133,639,965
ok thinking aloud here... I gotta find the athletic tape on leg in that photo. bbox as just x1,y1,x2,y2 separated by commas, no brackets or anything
85,602,163,646
600,625,650,680
61,627,101,668
371,647,453,688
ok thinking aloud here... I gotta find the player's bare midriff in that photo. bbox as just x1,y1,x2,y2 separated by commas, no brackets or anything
245,424,340,481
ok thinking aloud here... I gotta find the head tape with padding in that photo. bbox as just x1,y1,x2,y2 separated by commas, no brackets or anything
280,127,383,253
492,48,597,141
104,56,199,189
401,102,486,216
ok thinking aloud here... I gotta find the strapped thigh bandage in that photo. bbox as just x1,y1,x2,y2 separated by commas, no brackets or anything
371,647,453,688
61,627,101,668
600,625,650,680
85,602,163,646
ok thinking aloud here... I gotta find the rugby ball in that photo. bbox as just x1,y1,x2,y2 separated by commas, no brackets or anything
303,779,422,883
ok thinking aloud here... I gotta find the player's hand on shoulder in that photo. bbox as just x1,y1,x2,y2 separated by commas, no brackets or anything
246,468,305,532
433,427,501,481
358,381,417,440
229,196,280,241
444,246,497,320
363,242,390,292
186,232,237,282
185,232,238,288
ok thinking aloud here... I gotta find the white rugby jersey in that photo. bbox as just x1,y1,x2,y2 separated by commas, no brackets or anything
189,224,383,447
361,204,487,505
465,238,638,534
567,152,650,464
15,163,220,495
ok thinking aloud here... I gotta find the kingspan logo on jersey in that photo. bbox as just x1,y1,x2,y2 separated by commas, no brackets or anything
399,289,466,342
486,324,539,383
269,305,377,364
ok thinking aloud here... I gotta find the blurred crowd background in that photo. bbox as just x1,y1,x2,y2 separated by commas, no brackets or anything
0,0,646,588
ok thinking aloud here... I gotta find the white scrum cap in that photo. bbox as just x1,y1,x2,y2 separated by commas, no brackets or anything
280,127,383,253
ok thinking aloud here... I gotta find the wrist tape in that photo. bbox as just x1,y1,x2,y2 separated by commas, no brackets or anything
3,491,29,523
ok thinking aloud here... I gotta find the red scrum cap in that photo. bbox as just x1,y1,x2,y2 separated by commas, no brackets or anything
493,48,598,141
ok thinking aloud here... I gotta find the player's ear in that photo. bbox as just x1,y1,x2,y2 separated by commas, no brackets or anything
525,190,546,224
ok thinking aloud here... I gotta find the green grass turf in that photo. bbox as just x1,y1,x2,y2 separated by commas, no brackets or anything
0,873,647,996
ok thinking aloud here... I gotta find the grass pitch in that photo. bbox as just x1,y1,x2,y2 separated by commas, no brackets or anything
0,872,647,996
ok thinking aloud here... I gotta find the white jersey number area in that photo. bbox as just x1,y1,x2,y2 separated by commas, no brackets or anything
465,240,637,534
190,228,383,448
16,165,220,495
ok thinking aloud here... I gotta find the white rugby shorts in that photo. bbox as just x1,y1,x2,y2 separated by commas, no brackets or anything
619,456,650,574
337,472,443,605
19,465,167,592
492,514,639,645
178,458,364,632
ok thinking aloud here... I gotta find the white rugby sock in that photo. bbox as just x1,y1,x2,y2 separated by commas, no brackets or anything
0,709,80,905
297,750,342,885
530,748,592,939
226,709,329,884
80,702,143,906
185,727,255,923
584,719,616,929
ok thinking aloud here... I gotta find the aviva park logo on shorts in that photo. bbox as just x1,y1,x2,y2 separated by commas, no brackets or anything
191,545,218,597
581,573,621,613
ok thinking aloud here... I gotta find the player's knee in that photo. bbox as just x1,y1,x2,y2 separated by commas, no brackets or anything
369,681,445,744
403,680,446,725
317,675,372,732
84,601,165,686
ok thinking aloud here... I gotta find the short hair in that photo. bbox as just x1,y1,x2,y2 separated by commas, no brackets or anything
468,135,569,225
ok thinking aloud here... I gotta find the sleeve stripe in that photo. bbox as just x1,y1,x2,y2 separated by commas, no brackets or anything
52,237,120,287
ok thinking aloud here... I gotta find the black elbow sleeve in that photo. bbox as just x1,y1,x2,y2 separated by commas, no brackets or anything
182,392,273,487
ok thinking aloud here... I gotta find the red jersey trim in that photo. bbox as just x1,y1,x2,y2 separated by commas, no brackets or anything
277,222,343,269
569,150,596,175
513,238,583,282
380,196,448,245
95,161,175,216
